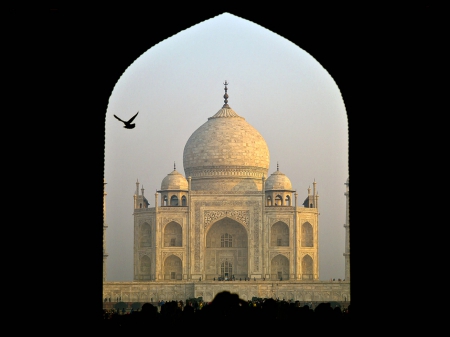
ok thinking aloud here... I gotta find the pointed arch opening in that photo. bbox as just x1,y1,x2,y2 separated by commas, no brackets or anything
301,222,313,247
170,195,179,206
164,221,182,247
275,195,282,206
140,255,151,280
140,222,152,247
302,254,313,280
205,217,248,280
164,255,182,280
104,12,348,292
271,221,289,246
270,254,289,280
285,195,291,206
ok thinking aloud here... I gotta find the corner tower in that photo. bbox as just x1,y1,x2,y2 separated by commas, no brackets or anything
103,179,108,282
343,177,350,281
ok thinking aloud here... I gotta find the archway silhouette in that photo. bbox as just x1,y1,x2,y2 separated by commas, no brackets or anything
43,8,370,324
103,12,349,288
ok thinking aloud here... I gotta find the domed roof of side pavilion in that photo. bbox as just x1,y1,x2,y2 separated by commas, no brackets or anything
265,164,293,190
161,166,188,190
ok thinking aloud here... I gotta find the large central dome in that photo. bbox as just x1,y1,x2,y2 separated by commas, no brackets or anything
183,82,270,191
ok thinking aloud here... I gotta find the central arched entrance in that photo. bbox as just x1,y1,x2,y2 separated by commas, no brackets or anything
205,217,248,280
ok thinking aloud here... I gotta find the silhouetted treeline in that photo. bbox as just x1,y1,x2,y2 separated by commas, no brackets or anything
101,291,352,333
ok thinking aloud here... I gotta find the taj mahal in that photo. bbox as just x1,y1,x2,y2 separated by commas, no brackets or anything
103,82,350,304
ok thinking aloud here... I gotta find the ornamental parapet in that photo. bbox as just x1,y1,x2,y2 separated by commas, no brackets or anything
157,207,189,211
134,208,153,213
186,165,268,178
102,280,350,303
296,207,318,213
265,206,295,211
190,190,262,195
134,207,189,213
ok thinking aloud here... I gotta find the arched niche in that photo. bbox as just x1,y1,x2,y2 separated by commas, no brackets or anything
301,222,313,247
270,254,289,280
302,254,313,280
164,254,182,280
140,222,152,247
164,221,182,247
270,221,289,246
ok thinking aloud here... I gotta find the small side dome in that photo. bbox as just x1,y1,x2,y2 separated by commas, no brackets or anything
161,169,188,190
265,165,292,190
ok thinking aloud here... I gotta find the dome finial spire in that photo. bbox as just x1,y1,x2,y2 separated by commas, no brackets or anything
174,162,176,171
277,162,279,171
223,80,230,108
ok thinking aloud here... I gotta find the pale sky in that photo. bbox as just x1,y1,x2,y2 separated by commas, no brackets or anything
104,13,348,282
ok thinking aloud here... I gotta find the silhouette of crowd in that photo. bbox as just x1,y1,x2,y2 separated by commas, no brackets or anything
101,291,352,333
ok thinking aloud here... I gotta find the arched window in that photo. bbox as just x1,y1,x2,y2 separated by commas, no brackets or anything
164,222,182,247
285,195,291,206
164,255,182,280
302,255,313,280
140,222,152,247
301,222,313,247
270,254,289,280
275,195,282,206
271,221,289,246
221,233,232,247
163,196,168,206
266,196,272,206
140,255,151,273
221,260,232,279
170,195,179,206
181,196,187,206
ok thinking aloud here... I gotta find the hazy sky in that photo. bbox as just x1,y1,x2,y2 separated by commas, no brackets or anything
104,13,348,282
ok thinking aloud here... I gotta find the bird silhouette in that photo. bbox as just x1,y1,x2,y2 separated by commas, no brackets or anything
114,111,139,129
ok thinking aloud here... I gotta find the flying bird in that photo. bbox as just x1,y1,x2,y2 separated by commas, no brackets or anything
114,111,139,129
